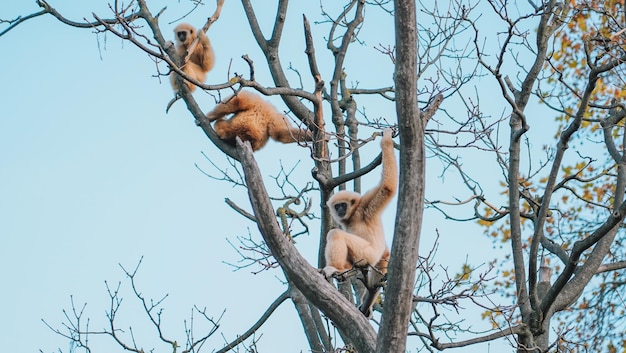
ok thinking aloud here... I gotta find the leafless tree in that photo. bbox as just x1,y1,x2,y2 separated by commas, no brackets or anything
7,0,626,353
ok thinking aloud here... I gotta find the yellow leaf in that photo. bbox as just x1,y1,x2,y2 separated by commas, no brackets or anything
478,219,493,227
577,15,587,32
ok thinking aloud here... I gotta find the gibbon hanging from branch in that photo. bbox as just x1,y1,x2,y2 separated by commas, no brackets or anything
205,91,314,151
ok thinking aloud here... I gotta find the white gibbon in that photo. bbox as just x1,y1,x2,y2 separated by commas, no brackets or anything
322,128,397,316
205,91,313,151
170,23,215,92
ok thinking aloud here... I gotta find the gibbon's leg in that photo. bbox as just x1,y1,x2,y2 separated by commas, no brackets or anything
213,119,237,141
170,62,205,92
359,286,382,318
206,96,244,122
358,249,389,317
375,248,390,275
170,73,178,91
179,63,205,91
186,63,207,89
268,118,313,144
170,71,190,92
213,116,268,151
322,229,376,278
360,247,391,317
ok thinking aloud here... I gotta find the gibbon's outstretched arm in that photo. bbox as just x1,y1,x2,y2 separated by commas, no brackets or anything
322,129,398,317
205,91,313,151
170,23,215,92
357,129,398,220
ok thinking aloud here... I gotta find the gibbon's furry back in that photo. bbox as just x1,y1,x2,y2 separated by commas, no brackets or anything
170,23,215,92
205,91,313,151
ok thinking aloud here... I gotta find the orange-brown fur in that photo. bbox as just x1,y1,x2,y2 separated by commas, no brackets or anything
323,129,397,316
206,91,313,151
170,23,215,92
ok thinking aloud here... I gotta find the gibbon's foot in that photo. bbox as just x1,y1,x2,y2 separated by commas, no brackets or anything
359,296,382,319
375,273,387,287
321,266,338,279
359,303,374,319
359,286,383,319
321,266,356,282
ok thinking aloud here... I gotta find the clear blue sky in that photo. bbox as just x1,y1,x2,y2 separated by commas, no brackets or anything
0,1,511,352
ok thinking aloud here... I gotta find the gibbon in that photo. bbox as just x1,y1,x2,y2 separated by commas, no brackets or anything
205,91,313,151
322,128,397,316
170,23,215,92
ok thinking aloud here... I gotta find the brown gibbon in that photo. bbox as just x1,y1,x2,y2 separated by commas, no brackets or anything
170,23,215,92
322,128,398,316
205,91,313,151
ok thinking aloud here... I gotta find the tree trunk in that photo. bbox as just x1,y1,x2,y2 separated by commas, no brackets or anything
376,0,425,352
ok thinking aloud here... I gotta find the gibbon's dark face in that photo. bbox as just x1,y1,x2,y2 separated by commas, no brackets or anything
177,29,190,43
334,202,348,218
328,191,360,222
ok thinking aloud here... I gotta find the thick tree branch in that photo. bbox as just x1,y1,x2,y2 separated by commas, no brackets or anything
376,1,424,352
236,137,377,353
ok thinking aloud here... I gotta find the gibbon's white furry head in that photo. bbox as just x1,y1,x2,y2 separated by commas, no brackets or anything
174,23,196,47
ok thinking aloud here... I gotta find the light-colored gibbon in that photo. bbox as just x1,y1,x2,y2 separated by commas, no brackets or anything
322,128,398,316
170,23,215,92
205,91,314,151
